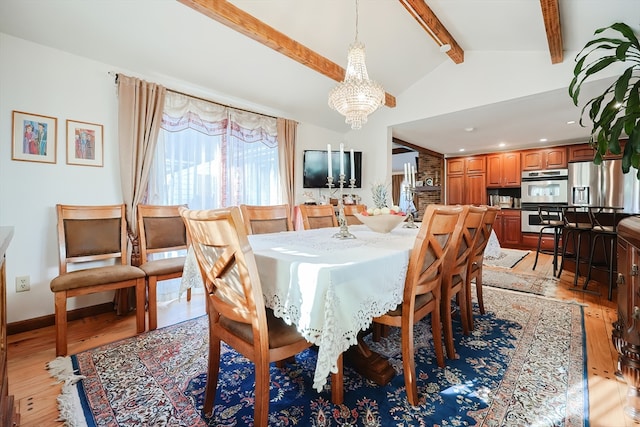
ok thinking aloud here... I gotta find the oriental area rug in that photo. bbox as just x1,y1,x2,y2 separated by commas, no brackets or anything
48,287,588,427
484,248,531,269
479,266,559,296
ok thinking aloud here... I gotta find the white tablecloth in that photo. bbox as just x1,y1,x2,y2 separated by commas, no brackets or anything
181,224,419,391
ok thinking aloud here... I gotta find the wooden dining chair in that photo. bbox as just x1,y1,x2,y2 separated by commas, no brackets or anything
441,204,485,360
49,204,146,356
465,205,499,330
239,204,294,235
372,204,467,406
298,204,338,229
342,204,367,225
179,206,343,425
137,204,191,331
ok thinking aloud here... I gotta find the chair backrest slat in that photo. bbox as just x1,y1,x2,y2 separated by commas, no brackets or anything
299,204,338,230
57,204,128,274
137,204,188,262
240,204,294,235
342,204,367,225
181,207,266,326
407,204,466,301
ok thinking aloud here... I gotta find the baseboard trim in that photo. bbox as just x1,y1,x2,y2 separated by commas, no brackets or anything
7,302,116,336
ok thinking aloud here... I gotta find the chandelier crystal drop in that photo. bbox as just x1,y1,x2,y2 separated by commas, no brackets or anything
328,0,385,130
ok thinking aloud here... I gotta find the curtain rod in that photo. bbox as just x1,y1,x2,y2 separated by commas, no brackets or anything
109,71,279,120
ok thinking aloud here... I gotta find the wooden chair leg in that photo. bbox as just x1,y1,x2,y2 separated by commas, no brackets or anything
441,296,456,360
331,353,344,405
203,337,221,417
186,287,192,302
135,278,146,334
459,286,470,336
254,356,271,427
54,292,68,357
431,300,445,368
401,315,419,406
476,267,485,315
147,276,158,331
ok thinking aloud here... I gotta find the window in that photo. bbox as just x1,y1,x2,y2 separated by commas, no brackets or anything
147,92,281,208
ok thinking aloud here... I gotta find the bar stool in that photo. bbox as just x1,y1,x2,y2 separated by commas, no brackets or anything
558,207,592,285
584,206,623,300
532,206,564,277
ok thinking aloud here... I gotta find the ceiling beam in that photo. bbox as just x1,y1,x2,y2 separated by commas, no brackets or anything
539,0,563,64
177,0,396,108
398,0,464,64
393,137,444,158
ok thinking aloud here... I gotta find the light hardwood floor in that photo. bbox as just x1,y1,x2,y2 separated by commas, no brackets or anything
6,253,633,426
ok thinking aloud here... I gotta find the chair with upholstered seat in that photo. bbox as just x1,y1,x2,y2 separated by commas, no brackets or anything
137,204,191,331
50,204,146,356
342,204,367,225
442,204,485,359
532,206,564,277
558,206,593,285
465,205,499,330
180,206,343,424
299,204,338,230
584,206,624,300
239,204,294,235
372,204,467,406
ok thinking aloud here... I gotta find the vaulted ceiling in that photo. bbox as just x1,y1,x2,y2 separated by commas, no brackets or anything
1,0,638,155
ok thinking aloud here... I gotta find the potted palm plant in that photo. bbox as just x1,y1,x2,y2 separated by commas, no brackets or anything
569,22,640,178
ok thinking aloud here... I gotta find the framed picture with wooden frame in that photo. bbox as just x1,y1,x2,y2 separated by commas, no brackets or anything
11,110,57,164
66,119,104,167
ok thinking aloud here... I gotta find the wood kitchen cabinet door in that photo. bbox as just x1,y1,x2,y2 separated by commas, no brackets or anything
568,144,596,162
447,174,465,205
522,148,567,170
487,152,520,187
494,210,521,248
466,173,487,205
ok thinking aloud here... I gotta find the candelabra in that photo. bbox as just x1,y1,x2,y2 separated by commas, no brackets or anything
403,184,419,228
330,174,356,239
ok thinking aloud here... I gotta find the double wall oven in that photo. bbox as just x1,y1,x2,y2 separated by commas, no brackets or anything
520,169,569,233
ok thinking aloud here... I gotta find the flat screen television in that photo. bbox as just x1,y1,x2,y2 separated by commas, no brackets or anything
303,150,362,188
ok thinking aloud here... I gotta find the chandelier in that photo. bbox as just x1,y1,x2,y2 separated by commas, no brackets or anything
328,0,385,130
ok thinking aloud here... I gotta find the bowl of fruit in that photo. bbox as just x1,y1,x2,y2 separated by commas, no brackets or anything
354,206,407,233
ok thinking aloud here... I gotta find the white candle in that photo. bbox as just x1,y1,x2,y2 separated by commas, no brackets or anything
404,163,409,184
350,149,355,180
411,165,416,187
339,143,344,176
327,144,332,178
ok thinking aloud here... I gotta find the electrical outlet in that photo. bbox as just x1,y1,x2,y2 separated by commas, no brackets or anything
16,276,30,292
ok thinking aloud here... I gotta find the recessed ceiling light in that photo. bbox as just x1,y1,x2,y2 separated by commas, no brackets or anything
458,148,465,152
539,138,548,142
464,127,475,132
566,120,576,125
498,143,506,147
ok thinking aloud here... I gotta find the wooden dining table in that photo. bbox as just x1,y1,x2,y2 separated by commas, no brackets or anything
181,223,420,395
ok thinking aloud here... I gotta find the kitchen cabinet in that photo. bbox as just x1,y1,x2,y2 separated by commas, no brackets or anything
568,144,596,162
487,152,520,187
568,141,626,162
521,147,567,170
494,210,521,248
613,216,640,421
446,156,486,205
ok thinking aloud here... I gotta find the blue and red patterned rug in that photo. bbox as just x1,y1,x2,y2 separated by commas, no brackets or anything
49,286,588,426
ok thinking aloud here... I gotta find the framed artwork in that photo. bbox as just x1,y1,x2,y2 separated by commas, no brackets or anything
11,110,57,164
66,119,104,167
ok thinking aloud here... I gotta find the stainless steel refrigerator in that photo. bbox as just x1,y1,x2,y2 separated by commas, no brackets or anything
568,159,640,213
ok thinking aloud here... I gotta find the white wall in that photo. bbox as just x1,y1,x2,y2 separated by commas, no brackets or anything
0,34,348,323
0,34,124,322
